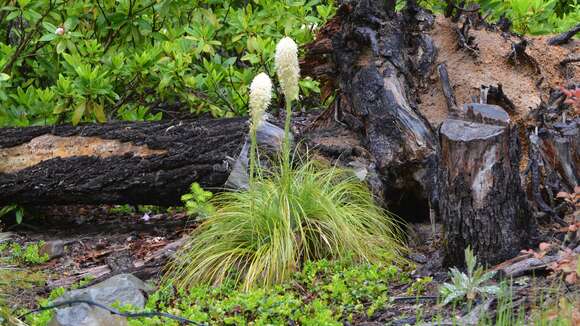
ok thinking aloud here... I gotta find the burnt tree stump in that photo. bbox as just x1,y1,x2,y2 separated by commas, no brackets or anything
439,105,533,266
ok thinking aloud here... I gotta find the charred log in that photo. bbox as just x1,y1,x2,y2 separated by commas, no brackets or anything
0,118,248,206
438,63,459,113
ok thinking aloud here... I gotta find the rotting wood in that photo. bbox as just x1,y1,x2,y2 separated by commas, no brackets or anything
0,135,166,174
523,89,579,223
437,63,458,113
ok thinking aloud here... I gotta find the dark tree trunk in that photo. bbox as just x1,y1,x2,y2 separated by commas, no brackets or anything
0,118,248,206
439,105,533,266
302,0,440,219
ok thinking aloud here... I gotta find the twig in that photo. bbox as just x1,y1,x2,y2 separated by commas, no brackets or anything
437,63,458,113
19,299,205,325
391,295,438,302
560,56,580,66
548,24,580,46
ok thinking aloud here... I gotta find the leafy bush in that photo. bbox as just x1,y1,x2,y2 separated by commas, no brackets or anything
0,0,334,127
416,0,580,36
479,0,580,35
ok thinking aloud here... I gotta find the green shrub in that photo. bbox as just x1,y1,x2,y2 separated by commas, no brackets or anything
0,0,334,127
479,0,580,35
135,260,408,325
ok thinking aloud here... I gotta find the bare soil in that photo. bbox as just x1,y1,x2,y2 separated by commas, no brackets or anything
419,16,580,127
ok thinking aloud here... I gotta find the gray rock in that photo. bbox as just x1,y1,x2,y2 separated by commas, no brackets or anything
40,240,65,260
0,232,13,244
49,274,153,326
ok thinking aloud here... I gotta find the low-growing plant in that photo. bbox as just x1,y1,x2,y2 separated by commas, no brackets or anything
130,260,408,325
406,276,433,296
439,246,501,307
1,241,50,265
0,204,24,224
180,182,215,218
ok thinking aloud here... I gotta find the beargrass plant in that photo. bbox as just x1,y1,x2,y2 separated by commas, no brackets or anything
165,37,405,291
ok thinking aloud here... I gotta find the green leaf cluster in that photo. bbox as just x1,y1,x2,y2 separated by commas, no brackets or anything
479,0,580,35
417,0,580,36
0,241,50,265
0,0,335,127
180,182,215,218
439,247,501,307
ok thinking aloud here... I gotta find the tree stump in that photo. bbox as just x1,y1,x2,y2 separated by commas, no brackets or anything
439,105,533,266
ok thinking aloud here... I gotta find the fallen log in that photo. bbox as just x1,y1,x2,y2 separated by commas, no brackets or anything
0,118,248,206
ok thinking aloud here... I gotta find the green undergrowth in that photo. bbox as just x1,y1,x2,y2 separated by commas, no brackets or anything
0,241,49,266
25,259,416,326
16,260,580,325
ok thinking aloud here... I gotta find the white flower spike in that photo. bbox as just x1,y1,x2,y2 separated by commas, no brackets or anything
275,37,300,102
249,73,272,132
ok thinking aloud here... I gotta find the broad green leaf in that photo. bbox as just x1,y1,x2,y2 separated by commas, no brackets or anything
72,101,86,126
39,33,57,42
93,103,107,123
15,208,23,224
42,22,57,32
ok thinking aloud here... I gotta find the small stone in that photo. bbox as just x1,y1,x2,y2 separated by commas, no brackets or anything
40,240,65,260
409,253,428,264
0,232,14,243
48,274,153,326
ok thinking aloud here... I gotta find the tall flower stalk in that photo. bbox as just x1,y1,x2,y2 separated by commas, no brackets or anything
274,36,300,172
248,73,272,183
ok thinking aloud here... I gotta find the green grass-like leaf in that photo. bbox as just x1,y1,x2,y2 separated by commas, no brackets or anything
165,158,405,291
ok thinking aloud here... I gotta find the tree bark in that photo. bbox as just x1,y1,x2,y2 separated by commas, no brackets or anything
439,105,533,266
0,118,248,206
302,0,440,219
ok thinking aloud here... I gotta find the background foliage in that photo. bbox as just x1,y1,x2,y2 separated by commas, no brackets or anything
0,0,577,127
0,0,333,127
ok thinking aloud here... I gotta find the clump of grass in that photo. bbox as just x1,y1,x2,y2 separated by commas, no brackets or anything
166,158,405,290
165,36,405,291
